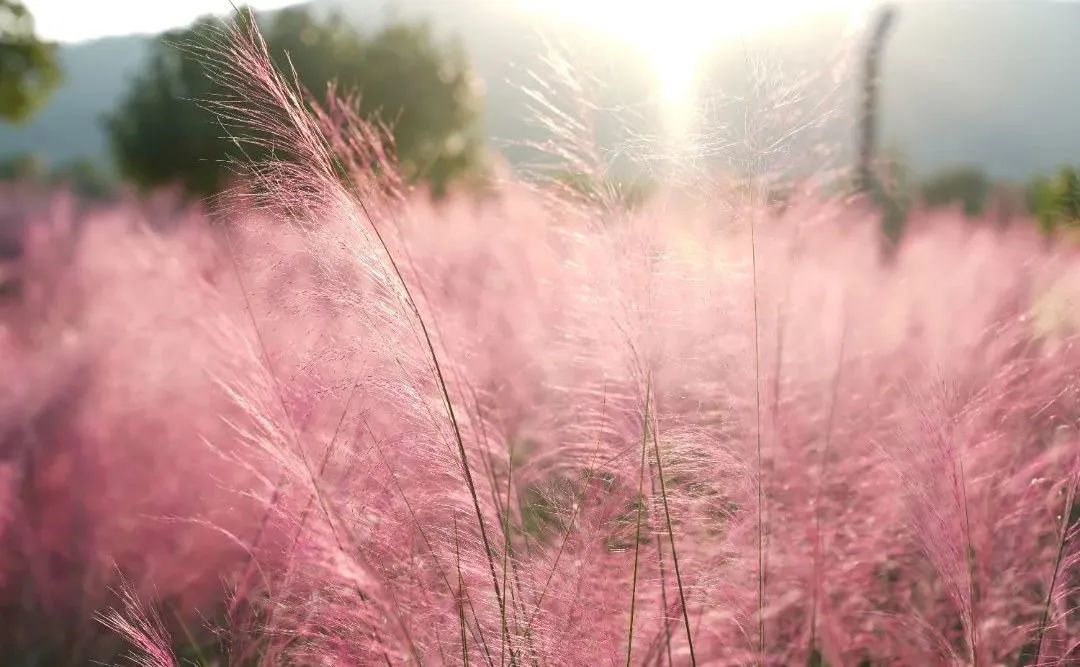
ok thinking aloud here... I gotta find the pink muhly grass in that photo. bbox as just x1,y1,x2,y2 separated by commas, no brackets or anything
97,577,179,667
6,11,1080,667
1033,466,1080,664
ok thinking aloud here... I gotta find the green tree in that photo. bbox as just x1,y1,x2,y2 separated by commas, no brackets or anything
1029,166,1080,233
106,7,483,197
0,0,60,122
920,166,992,217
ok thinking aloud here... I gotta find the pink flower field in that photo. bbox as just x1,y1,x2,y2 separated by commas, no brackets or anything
2,22,1079,667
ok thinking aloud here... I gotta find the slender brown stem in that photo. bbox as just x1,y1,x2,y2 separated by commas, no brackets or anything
808,324,847,657
956,450,979,667
367,421,496,667
650,471,674,667
1034,471,1079,664
500,444,515,667
352,182,515,665
455,515,471,667
524,388,608,634
650,410,697,665
749,201,766,665
625,384,652,667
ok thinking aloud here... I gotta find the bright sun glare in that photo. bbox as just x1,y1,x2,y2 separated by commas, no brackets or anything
518,0,867,110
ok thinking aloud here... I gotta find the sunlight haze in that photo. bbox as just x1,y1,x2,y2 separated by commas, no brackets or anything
516,0,870,108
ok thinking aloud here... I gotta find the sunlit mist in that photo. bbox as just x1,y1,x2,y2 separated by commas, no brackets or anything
517,0,869,115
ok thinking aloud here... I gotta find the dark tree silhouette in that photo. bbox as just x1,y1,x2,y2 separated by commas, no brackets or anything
857,4,895,195
921,166,992,217
106,7,484,197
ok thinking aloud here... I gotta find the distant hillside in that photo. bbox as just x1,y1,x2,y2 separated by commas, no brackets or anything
0,34,153,170
0,1,1078,182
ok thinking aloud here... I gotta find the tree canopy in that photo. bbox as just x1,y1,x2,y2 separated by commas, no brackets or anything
106,7,484,197
1029,166,1080,233
0,0,60,123
920,166,992,217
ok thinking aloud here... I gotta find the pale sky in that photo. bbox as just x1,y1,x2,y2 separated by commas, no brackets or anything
28,0,868,44
24,0,303,42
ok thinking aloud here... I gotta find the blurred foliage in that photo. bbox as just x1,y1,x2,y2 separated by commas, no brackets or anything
106,6,484,198
915,164,1079,231
0,0,60,123
0,152,118,199
0,150,44,180
50,158,118,199
862,154,912,251
875,177,908,250
1028,166,1080,234
920,165,992,217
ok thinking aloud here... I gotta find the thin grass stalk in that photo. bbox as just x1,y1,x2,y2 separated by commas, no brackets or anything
739,49,768,662
381,236,522,657
524,389,609,634
220,240,423,661
500,444,515,667
367,422,496,667
650,471,674,667
1034,469,1080,664
207,21,495,662
749,203,766,664
271,378,364,626
625,384,652,667
213,131,359,575
956,450,979,667
460,381,533,661
241,37,513,648
455,515,471,667
348,192,516,665
650,410,697,664
217,225,362,656
168,605,209,666
808,326,847,660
